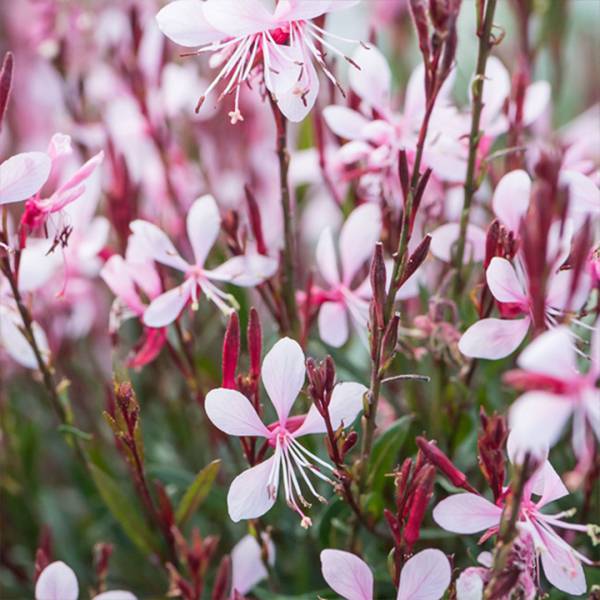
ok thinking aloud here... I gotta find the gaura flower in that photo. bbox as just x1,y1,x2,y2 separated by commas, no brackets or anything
130,195,277,328
230,534,275,598
508,324,600,461
205,337,366,526
0,151,51,206
458,256,590,360
320,548,451,600
35,561,136,600
156,0,359,123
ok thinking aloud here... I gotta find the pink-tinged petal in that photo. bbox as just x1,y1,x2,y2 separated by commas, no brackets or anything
539,531,586,596
274,0,334,21
522,81,551,126
397,548,451,600
480,57,510,127
318,301,349,348
35,561,79,600
517,326,576,379
127,327,168,369
316,227,341,286
349,45,391,111
0,152,51,205
433,493,502,534
492,170,531,232
17,239,62,292
559,170,600,228
320,549,373,600
340,203,381,284
323,106,369,140
231,534,275,596
532,460,569,507
338,140,372,164
0,309,50,370
546,268,591,312
261,337,306,423
187,195,221,266
227,456,278,522
455,568,485,600
47,133,72,160
205,388,270,438
207,254,277,286
459,317,530,360
486,257,528,304
93,592,137,600
203,0,273,37
430,223,485,264
129,220,189,272
156,0,224,47
293,381,366,437
583,388,600,441
101,255,145,315
142,282,191,328
508,392,573,457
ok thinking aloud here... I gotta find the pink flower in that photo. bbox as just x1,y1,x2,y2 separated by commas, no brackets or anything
35,561,136,600
0,151,51,206
458,257,590,359
313,203,381,346
508,325,599,461
433,446,593,596
320,547,451,600
230,534,275,598
205,337,366,526
156,0,359,123
130,195,277,328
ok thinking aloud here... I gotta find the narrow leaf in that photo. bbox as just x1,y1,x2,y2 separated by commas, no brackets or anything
175,459,221,526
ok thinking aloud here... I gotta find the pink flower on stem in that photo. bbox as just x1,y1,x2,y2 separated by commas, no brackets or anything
156,0,360,123
35,560,136,600
205,337,366,526
458,256,590,360
320,547,451,600
433,444,594,596
508,324,600,461
0,151,51,206
130,195,277,328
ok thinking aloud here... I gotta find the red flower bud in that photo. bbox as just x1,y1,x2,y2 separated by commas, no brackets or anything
0,52,13,133
222,313,240,389
247,307,262,379
416,437,475,491
370,243,386,330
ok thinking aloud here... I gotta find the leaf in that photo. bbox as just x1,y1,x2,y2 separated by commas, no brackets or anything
89,464,157,555
368,415,413,492
175,459,221,526
57,424,93,441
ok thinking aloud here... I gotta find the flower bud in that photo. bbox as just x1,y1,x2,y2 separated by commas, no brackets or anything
247,307,262,379
222,312,240,389
416,436,475,491
370,243,386,329
245,186,268,255
0,52,13,133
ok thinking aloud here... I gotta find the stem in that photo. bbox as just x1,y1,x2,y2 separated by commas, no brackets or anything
453,0,499,291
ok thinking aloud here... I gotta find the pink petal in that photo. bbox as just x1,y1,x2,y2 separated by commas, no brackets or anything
340,203,381,284
459,317,530,360
231,534,275,596
142,282,191,328
93,592,137,600
129,220,189,272
261,337,306,423
545,268,591,312
0,152,51,205
455,568,485,600
433,493,502,534
539,530,586,596
429,223,486,264
349,45,391,111
492,170,531,232
35,561,79,600
320,549,373,600
207,254,277,286
480,57,510,128
522,81,551,126
205,388,270,437
323,106,370,140
397,548,451,600
101,255,145,315
0,310,49,370
531,460,570,507
273,0,334,21
293,381,366,437
187,195,221,266
156,0,224,47
227,456,278,522
318,301,349,348
203,0,274,37
560,170,600,228
316,227,341,286
486,257,528,304
517,326,576,380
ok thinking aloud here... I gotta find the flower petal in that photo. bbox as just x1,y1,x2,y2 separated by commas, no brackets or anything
320,549,373,600
397,548,451,600
207,254,277,286
0,152,51,205
156,0,225,47
455,568,485,600
492,170,531,232
142,282,191,328
0,310,49,370
323,106,370,140
522,81,551,127
129,220,189,272
93,592,137,600
433,493,502,534
205,388,270,437
231,534,275,596
486,257,528,304
539,530,586,596
273,0,335,21
459,317,530,360
261,337,306,423
228,456,278,522
349,45,391,111
187,195,221,266
203,0,273,37
318,301,349,348
429,223,485,264
517,326,576,380
316,227,341,286
35,561,79,600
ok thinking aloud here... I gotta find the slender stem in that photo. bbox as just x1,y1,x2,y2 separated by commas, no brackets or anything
453,0,499,291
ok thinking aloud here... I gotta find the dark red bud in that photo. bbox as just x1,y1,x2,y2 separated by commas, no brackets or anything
222,312,240,389
247,307,262,378
403,464,436,548
369,243,386,329
416,437,475,491
0,52,13,133
211,556,232,600
341,431,358,457
245,186,268,256
400,235,431,286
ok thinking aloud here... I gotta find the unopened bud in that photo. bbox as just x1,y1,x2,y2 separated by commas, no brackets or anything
369,243,386,329
341,431,358,457
416,437,474,491
222,312,240,389
247,307,262,378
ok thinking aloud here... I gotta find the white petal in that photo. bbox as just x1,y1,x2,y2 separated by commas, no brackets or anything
93,592,137,600
320,549,373,600
318,301,349,348
492,170,531,232
231,534,274,596
205,388,270,437
397,549,451,600
323,106,370,140
186,195,221,266
429,223,485,264
203,0,274,37
522,81,551,126
142,282,191,328
459,317,530,360
349,45,391,110
207,254,277,286
0,152,51,205
156,0,224,47
433,494,502,534
486,257,528,304
228,456,278,522
316,227,340,286
516,326,577,379
35,561,79,600
129,220,189,272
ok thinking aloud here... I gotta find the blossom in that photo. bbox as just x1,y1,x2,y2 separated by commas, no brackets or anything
230,534,275,598
156,0,360,123
433,447,594,596
507,325,600,461
205,337,366,526
130,195,277,328
0,151,51,205
458,257,590,360
320,548,451,600
35,560,136,600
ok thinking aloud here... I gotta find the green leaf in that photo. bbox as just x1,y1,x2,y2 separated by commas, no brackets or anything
175,459,221,526
89,464,157,555
368,415,413,492
57,424,93,441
